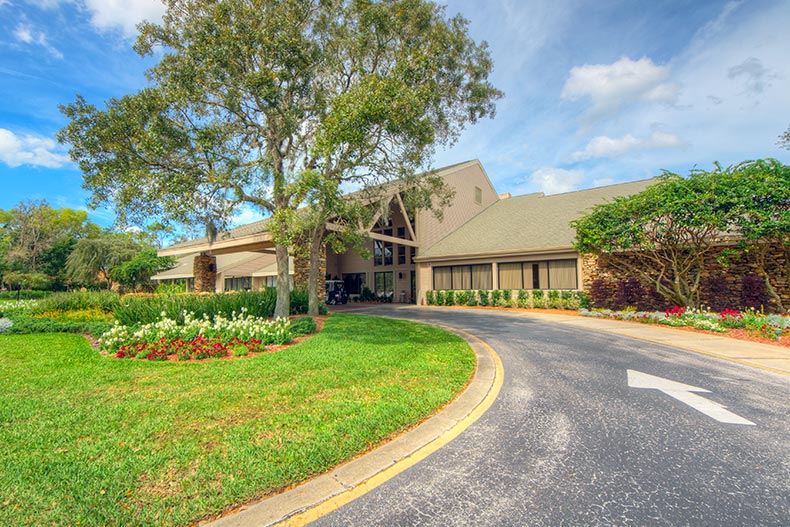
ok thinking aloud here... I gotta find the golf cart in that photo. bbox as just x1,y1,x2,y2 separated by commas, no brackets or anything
325,280,348,305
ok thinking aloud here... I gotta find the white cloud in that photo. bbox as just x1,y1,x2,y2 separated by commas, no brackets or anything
229,204,266,227
13,23,63,59
81,0,166,37
572,131,684,160
528,167,585,195
0,128,71,168
561,57,680,122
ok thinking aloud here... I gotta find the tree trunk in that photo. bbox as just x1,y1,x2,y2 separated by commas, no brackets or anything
274,243,290,319
307,227,325,316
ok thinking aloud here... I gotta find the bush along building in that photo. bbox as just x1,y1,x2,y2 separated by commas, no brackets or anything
155,158,789,313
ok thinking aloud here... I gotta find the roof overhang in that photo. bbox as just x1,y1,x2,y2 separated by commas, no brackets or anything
414,245,577,264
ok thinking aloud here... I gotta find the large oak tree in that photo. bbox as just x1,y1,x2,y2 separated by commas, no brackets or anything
59,0,501,317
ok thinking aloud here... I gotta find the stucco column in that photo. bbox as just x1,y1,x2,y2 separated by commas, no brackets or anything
491,261,499,290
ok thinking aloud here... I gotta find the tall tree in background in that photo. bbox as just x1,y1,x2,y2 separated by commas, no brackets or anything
59,0,501,318
779,125,790,150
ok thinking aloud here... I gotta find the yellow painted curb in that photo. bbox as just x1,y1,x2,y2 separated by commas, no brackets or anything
276,327,504,526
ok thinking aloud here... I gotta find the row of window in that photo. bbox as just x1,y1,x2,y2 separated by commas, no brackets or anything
432,259,578,291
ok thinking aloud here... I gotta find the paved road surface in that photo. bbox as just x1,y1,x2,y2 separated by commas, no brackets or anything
311,307,790,527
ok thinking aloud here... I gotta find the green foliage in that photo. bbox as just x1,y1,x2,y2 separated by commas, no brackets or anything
574,159,790,311
455,290,468,306
0,290,51,300
155,281,187,294
444,290,455,306
59,0,501,320
425,290,435,305
31,291,120,314
290,316,317,336
66,232,141,287
516,289,532,308
477,290,490,306
490,289,501,306
111,289,313,326
435,290,445,306
3,314,112,337
359,286,376,302
108,249,175,291
2,271,52,291
465,290,477,306
548,290,562,309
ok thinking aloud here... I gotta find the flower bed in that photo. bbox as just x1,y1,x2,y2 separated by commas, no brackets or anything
101,308,291,360
580,306,789,340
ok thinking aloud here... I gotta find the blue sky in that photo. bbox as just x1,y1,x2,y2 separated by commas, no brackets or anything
1,0,789,228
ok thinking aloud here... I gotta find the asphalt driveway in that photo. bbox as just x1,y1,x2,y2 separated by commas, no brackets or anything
309,306,790,526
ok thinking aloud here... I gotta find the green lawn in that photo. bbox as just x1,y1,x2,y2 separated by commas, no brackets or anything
0,314,475,527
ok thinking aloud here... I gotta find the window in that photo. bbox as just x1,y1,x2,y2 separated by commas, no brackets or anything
474,186,482,205
548,259,578,289
374,271,394,296
397,245,406,265
471,264,492,289
532,263,541,289
397,227,406,239
433,266,452,290
343,273,366,295
432,264,492,290
498,263,523,289
264,276,277,288
410,246,416,264
224,276,252,291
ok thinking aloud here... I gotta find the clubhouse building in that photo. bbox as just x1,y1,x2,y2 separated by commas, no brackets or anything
154,160,654,304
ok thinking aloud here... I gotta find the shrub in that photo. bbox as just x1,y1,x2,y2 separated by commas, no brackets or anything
490,289,502,306
498,289,513,307
444,290,455,306
548,290,562,309
478,290,490,306
532,289,547,308
290,316,317,336
516,289,532,308
577,291,591,310
3,314,112,337
359,286,376,302
435,290,445,306
613,278,646,310
0,290,51,300
465,290,477,306
562,291,582,310
425,290,435,305
740,276,769,311
112,289,291,326
31,291,120,315
588,278,613,309
701,275,732,313
455,290,468,306
155,281,187,294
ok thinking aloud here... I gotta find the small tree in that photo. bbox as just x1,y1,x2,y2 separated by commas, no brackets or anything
726,159,790,311
109,249,176,292
574,168,737,308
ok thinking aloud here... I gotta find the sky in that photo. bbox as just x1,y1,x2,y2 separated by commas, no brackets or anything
1,0,789,229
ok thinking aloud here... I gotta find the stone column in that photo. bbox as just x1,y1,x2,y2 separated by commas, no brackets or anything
193,253,217,293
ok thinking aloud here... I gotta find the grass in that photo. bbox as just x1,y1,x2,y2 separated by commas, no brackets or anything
0,314,475,527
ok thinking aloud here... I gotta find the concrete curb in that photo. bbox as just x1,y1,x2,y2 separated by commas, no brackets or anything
204,323,504,527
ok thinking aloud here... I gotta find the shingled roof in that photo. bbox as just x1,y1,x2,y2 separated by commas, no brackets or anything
416,178,656,261
160,159,480,256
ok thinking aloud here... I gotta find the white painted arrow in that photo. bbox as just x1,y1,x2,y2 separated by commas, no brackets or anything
627,370,755,426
